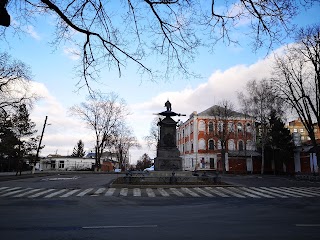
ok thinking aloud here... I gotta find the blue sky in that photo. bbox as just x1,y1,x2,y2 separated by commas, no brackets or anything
1,1,320,163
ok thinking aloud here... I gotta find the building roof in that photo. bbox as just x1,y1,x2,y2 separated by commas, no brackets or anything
197,105,247,118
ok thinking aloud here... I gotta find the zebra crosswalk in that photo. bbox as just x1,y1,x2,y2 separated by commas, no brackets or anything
0,186,320,199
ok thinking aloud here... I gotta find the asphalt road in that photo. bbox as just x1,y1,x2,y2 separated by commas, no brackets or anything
0,173,319,240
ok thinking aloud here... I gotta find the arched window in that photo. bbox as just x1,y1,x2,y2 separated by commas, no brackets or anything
228,139,235,150
238,140,244,151
247,140,253,150
237,123,243,133
199,138,206,150
228,122,234,132
246,123,252,133
198,120,205,132
208,122,214,133
208,139,214,150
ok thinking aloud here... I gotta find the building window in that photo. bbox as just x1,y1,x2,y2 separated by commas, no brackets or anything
246,123,251,133
228,139,235,150
59,161,64,169
228,122,234,132
237,123,243,133
199,120,206,131
208,139,214,150
208,122,214,132
199,139,206,150
293,128,298,133
247,140,252,150
300,129,304,133
50,160,56,169
217,140,222,149
190,123,193,133
238,141,244,151
191,142,194,152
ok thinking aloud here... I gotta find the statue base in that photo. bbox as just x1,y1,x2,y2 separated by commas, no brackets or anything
154,157,182,171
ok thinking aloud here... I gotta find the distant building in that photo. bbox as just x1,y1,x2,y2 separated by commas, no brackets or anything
177,105,259,173
287,118,320,144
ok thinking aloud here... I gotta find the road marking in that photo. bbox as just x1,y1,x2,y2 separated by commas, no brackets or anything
119,188,128,196
44,189,68,198
77,188,94,197
193,187,214,197
146,188,156,197
14,188,43,197
250,187,288,198
82,225,158,229
205,187,229,197
181,188,200,197
0,188,32,197
157,188,170,197
133,188,141,197
240,187,274,198
229,187,260,198
270,187,312,197
296,224,320,227
105,188,116,197
0,187,21,193
60,189,80,198
28,189,56,198
291,187,320,196
0,187,9,191
217,187,245,198
93,188,106,195
170,188,184,197
260,187,301,198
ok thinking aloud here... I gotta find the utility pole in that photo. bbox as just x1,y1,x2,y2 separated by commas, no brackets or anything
32,116,48,174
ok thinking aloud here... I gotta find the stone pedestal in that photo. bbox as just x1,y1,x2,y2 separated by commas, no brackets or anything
154,114,182,171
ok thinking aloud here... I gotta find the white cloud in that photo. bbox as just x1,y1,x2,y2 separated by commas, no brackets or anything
63,46,81,60
25,25,41,40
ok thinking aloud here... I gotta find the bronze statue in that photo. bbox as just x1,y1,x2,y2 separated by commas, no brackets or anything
164,100,172,112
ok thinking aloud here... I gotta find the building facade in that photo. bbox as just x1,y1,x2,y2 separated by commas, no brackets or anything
177,105,257,172
287,118,320,144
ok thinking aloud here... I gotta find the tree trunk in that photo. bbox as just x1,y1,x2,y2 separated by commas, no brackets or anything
261,144,265,174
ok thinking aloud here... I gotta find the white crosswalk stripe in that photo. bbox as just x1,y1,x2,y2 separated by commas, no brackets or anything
146,188,156,197
250,187,288,198
241,187,275,198
260,187,302,198
60,189,81,198
119,188,128,196
289,187,320,197
0,187,9,191
273,187,314,197
44,189,68,198
205,187,230,197
181,188,200,197
1,186,320,199
157,188,170,197
77,188,94,197
217,187,246,198
170,188,184,197
93,188,106,195
14,188,43,198
105,188,116,196
193,187,214,197
133,188,141,197
28,189,56,198
228,187,260,198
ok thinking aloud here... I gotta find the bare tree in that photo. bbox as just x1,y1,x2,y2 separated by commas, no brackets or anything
70,92,128,170
238,79,283,174
113,122,141,171
208,100,236,173
272,24,320,166
144,117,163,151
2,1,318,89
0,52,37,114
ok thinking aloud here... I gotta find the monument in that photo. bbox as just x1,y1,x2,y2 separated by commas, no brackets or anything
154,101,185,171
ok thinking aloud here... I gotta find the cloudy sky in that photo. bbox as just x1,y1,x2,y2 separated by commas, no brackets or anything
1,2,320,163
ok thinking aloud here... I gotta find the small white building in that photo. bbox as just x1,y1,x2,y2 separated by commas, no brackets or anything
40,156,95,171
